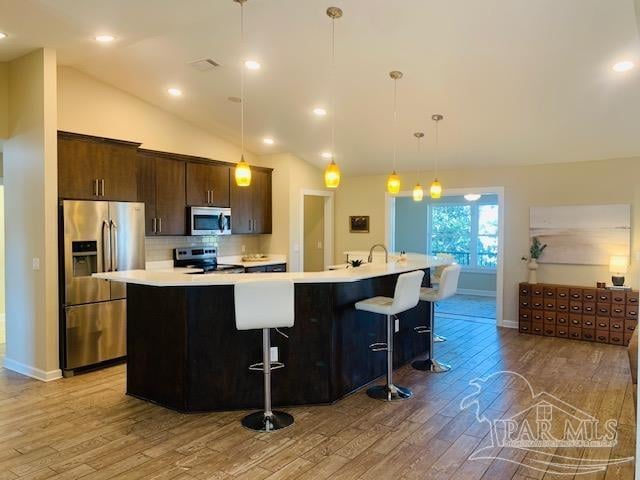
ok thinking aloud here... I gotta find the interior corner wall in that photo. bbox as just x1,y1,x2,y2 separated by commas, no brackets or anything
4,48,60,380
257,152,326,271
0,62,8,139
335,157,640,325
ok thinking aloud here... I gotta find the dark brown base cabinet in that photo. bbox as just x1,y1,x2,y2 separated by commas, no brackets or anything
245,263,286,273
126,270,431,412
519,282,638,346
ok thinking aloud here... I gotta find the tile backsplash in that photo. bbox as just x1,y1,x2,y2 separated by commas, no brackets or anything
145,235,262,262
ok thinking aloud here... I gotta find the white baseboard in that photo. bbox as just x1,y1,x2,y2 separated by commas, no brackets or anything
501,319,518,329
0,313,4,344
2,357,62,382
457,288,497,298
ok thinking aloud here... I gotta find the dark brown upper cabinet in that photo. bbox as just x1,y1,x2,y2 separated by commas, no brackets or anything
186,162,230,207
230,168,272,234
58,131,139,202
137,150,186,236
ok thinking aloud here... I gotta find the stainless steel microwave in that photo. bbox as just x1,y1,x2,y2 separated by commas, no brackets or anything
188,207,232,235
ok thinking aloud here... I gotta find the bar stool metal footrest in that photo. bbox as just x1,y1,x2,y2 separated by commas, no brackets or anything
248,361,285,372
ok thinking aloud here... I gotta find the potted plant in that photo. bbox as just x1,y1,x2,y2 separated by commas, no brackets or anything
522,237,547,284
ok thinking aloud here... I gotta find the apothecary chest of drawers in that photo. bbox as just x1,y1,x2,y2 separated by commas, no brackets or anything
518,282,638,345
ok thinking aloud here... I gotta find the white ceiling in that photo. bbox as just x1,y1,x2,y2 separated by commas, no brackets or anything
1,0,639,174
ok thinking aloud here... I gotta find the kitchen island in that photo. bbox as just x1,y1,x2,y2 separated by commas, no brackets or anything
95,255,449,412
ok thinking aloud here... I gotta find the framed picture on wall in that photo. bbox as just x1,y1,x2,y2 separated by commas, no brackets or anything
349,216,370,233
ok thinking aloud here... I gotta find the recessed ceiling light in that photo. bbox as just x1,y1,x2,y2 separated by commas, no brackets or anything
245,60,261,70
167,87,183,97
313,107,327,116
613,60,634,73
263,138,275,145
0,32,7,40
95,34,115,43
321,152,333,159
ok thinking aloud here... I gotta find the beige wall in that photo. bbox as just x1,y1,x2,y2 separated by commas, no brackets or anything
304,196,325,272
58,66,258,165
4,48,59,378
257,152,326,271
0,62,7,139
336,157,640,324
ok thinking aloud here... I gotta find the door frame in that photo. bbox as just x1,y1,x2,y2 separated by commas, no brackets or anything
385,186,506,328
299,189,334,272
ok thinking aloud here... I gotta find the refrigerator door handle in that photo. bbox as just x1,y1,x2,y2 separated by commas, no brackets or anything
102,220,111,272
110,220,119,271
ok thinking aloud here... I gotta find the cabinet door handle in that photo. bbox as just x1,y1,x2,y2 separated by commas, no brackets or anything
158,218,162,233
248,219,252,231
100,179,105,197
152,218,157,234
207,190,211,204
94,179,99,196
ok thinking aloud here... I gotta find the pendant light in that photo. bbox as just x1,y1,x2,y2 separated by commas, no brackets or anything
412,132,425,201
234,0,251,187
324,7,342,189
387,71,403,195
430,114,444,199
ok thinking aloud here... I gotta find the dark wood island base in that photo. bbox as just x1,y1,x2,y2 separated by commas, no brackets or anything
126,270,431,412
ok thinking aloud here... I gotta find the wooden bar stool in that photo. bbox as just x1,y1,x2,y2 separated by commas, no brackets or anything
413,264,461,373
234,279,295,432
355,270,425,401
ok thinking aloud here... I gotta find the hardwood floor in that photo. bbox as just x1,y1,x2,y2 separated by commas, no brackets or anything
0,319,635,479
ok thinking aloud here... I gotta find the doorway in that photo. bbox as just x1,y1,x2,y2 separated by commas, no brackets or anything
386,187,505,327
299,189,334,272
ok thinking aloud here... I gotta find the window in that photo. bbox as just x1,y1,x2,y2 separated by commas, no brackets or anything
429,202,498,270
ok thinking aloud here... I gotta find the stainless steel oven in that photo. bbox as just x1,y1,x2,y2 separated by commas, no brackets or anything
188,206,232,235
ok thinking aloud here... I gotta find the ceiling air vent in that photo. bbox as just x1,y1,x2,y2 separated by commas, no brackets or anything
188,58,220,72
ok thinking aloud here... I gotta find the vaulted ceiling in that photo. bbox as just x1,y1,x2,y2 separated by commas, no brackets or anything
1,0,639,174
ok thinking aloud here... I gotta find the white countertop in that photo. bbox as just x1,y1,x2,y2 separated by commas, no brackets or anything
95,254,451,287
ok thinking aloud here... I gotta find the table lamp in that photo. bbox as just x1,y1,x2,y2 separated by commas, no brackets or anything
609,255,629,287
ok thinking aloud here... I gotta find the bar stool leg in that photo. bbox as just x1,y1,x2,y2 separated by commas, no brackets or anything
367,315,413,401
241,328,294,432
433,303,446,342
412,303,451,373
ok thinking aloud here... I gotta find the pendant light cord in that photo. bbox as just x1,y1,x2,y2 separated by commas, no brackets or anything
393,78,398,172
240,2,245,159
434,118,439,178
330,16,336,163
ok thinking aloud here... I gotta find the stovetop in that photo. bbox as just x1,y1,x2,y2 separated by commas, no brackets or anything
174,247,245,274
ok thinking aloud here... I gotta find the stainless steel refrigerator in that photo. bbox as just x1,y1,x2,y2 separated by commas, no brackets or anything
60,200,145,376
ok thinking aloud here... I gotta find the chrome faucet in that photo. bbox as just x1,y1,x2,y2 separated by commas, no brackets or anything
368,244,389,264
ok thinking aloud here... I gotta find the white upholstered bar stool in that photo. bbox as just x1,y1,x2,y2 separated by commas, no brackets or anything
412,264,461,373
355,270,425,401
234,279,295,432
431,262,454,343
